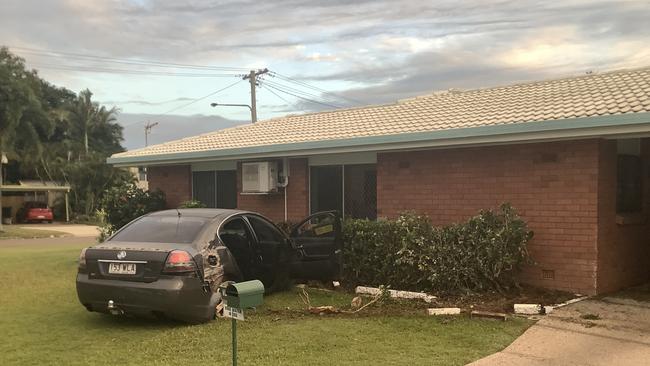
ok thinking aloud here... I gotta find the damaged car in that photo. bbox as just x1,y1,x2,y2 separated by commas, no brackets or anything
76,209,341,323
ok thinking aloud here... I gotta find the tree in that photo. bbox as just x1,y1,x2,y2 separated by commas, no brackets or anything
0,47,133,218
0,47,56,180
69,89,97,157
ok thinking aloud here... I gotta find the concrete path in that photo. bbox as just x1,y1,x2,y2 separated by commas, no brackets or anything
469,294,650,365
19,223,100,237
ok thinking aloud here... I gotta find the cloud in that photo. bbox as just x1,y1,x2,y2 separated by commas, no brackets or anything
1,0,649,144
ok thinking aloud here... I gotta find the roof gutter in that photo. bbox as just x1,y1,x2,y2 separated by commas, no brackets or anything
108,113,650,167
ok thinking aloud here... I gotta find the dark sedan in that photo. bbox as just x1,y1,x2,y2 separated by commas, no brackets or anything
76,209,341,323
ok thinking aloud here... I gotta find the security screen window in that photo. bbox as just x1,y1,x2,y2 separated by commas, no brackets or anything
192,170,237,209
617,154,643,213
616,139,643,214
310,164,377,219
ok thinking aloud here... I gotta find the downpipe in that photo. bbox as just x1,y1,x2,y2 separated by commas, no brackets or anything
279,158,290,222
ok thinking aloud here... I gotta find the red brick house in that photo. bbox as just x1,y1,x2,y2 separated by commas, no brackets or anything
109,68,650,295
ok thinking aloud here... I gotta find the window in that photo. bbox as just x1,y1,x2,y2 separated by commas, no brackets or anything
192,170,237,208
616,139,643,214
310,164,377,219
617,154,643,213
247,216,285,243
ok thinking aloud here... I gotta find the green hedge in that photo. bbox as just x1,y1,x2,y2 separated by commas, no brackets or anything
341,204,533,294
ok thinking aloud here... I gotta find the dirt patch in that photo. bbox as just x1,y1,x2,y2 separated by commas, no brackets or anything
265,285,576,318
426,285,576,314
609,283,650,302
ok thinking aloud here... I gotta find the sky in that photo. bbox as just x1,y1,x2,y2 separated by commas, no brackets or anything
1,0,649,150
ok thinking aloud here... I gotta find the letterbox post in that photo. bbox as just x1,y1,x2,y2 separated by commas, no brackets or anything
232,317,237,366
219,280,265,366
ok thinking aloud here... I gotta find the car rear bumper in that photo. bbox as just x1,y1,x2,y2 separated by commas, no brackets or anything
76,273,218,322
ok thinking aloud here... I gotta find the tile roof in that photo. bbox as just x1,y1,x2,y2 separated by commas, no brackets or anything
113,67,650,160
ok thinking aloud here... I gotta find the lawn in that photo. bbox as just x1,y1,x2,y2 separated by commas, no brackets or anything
0,241,533,365
0,226,67,239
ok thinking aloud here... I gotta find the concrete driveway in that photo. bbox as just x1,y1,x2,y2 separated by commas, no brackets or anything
469,288,650,365
19,223,100,237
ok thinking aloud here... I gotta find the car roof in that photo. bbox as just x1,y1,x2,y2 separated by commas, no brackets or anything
147,208,252,220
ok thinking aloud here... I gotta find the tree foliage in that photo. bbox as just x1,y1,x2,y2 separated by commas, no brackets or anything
0,47,133,217
98,183,166,241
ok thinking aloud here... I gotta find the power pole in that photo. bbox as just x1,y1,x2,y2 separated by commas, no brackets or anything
144,121,159,147
242,68,268,123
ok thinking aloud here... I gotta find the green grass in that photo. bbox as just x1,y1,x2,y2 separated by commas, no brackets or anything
0,242,532,365
0,226,67,239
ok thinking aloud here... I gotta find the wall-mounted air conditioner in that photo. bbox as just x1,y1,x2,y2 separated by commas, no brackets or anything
242,161,278,193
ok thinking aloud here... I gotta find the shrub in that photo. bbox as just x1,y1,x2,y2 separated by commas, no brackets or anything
178,199,207,208
98,183,166,241
341,203,533,294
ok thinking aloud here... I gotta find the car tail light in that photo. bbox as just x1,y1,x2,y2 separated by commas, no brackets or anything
162,250,197,274
78,248,88,271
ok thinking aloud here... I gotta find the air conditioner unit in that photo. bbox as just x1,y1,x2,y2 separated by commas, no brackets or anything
242,161,278,193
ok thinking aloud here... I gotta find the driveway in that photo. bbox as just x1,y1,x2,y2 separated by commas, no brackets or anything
19,223,100,237
469,287,650,365
0,236,96,248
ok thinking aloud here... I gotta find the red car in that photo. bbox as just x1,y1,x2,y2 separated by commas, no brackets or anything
17,202,54,223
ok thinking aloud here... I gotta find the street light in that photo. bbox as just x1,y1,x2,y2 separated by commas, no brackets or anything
210,103,254,123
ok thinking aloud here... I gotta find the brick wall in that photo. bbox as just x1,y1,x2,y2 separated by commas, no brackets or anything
596,139,650,293
377,140,601,294
147,165,191,208
236,158,309,223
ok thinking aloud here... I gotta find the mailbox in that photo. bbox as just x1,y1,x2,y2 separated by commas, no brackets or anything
222,280,265,309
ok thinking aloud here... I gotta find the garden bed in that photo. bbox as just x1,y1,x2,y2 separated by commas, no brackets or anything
267,284,577,318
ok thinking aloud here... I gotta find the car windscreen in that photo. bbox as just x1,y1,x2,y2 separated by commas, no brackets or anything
26,202,48,209
109,216,210,244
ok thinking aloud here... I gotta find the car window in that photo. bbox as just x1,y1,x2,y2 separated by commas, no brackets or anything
247,216,285,243
220,218,252,239
109,216,210,244
294,213,337,238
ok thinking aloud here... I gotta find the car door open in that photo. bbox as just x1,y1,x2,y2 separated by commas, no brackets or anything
289,211,342,281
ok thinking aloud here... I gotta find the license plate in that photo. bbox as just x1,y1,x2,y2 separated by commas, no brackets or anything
108,262,137,275
37,216,45,219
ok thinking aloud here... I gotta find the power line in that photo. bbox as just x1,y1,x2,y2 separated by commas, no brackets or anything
270,71,364,105
262,81,345,108
161,79,244,115
29,63,240,78
262,85,308,114
9,45,249,72
120,79,244,129
263,79,344,104
263,85,294,106
263,83,342,109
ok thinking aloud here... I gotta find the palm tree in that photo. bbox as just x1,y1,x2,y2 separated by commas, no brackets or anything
69,89,98,157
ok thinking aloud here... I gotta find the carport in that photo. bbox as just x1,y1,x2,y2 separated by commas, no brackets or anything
0,181,72,223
